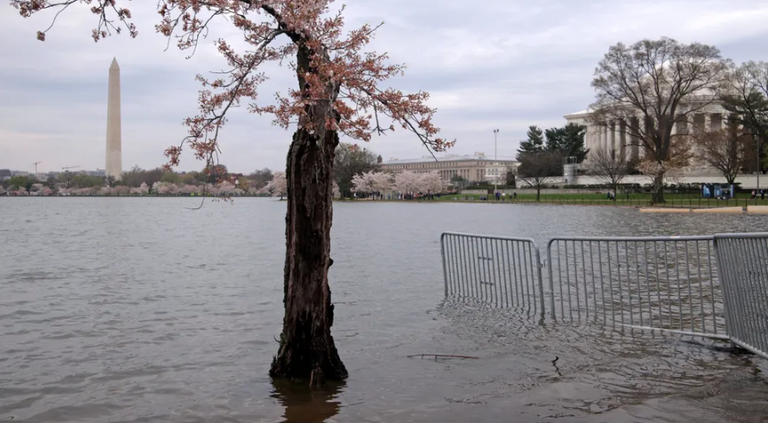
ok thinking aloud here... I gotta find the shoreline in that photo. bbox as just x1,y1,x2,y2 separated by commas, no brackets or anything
5,195,768,211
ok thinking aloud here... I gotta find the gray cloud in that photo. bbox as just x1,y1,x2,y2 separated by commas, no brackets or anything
2,0,768,174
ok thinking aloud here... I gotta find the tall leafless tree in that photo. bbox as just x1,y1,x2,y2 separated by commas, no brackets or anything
517,151,562,201
720,61,768,175
695,128,751,185
588,147,629,200
590,37,729,204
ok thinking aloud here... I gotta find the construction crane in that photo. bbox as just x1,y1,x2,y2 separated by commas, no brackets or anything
62,165,81,170
34,161,42,174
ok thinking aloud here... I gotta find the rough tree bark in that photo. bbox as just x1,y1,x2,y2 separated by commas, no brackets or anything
269,45,348,385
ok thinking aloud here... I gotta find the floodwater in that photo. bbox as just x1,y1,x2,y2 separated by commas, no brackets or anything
2,197,768,422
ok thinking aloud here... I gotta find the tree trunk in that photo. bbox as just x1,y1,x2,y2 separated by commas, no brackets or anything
651,174,665,204
535,185,541,202
269,127,348,385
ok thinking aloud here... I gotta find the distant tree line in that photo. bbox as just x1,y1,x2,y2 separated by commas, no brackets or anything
514,123,589,200
2,147,386,199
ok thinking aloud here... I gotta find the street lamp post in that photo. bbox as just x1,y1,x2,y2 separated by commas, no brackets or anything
757,135,763,194
493,129,499,193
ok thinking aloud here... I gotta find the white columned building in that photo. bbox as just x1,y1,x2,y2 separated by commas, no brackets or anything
564,100,730,172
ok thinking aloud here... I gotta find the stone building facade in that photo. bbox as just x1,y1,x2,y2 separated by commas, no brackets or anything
380,153,518,183
564,99,731,170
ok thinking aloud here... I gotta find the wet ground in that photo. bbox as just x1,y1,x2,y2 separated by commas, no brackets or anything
2,198,768,422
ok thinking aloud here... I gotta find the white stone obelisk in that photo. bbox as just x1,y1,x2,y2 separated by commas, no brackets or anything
105,57,122,180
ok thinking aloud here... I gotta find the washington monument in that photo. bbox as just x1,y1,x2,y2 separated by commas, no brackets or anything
105,58,122,180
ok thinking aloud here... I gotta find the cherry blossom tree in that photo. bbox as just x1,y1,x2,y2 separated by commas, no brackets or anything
98,186,113,196
394,171,421,195
156,182,180,195
129,182,150,195
14,187,28,196
0,186,8,195
370,172,393,195
419,171,446,194
215,181,236,195
266,172,288,200
13,0,454,384
114,186,131,196
180,184,201,195
351,172,374,195
352,171,393,199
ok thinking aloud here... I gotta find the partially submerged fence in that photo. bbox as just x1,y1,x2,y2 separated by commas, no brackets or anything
547,236,724,337
441,231,768,357
440,233,544,313
714,233,768,359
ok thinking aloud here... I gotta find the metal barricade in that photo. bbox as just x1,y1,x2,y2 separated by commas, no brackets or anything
546,236,725,337
440,231,768,356
714,233,768,359
440,232,545,313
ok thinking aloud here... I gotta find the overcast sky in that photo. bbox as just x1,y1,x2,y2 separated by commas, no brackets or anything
2,0,768,174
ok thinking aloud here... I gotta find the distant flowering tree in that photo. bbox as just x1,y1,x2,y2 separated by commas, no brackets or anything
419,171,446,194
113,186,131,196
156,182,179,195
215,181,236,195
14,187,28,196
394,171,422,195
266,172,288,200
14,0,456,384
180,184,200,194
0,186,7,195
40,186,54,196
370,172,393,195
129,182,150,195
351,172,374,195
98,186,113,196
353,171,394,198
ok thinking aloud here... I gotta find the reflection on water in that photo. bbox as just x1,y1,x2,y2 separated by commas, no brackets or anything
271,380,344,423
1,198,768,422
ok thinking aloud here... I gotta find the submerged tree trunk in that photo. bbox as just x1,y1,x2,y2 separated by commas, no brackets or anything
269,126,348,385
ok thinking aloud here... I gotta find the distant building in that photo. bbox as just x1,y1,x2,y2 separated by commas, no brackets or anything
563,89,731,173
380,152,518,184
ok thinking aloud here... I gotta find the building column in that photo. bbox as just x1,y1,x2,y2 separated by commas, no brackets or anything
610,121,617,154
619,120,627,162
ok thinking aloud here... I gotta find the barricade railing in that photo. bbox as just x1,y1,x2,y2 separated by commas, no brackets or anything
440,232,768,357
440,232,545,313
546,236,725,338
714,233,768,359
